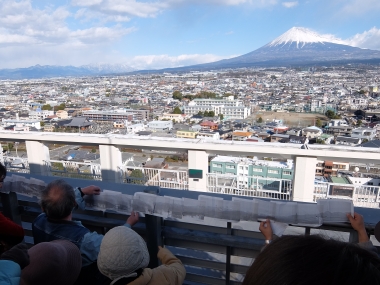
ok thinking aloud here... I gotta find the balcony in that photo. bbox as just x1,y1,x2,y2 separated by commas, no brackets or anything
2,131,380,207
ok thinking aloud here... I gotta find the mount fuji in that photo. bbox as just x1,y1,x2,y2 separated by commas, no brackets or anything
161,27,380,71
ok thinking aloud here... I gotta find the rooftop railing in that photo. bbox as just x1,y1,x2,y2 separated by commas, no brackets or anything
1,174,380,285
1,130,380,206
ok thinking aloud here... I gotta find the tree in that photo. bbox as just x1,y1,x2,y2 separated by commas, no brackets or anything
271,75,277,80
172,106,182,114
40,121,45,127
197,111,204,116
204,111,210,117
315,118,322,128
208,111,215,117
42,104,52,110
172,91,183,100
128,169,145,185
325,110,340,119
219,114,224,120
54,103,66,111
357,119,362,127
257,117,263,123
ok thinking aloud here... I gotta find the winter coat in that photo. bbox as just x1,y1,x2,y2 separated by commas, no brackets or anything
124,247,186,285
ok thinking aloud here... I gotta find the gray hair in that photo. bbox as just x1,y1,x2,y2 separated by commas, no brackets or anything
40,179,76,220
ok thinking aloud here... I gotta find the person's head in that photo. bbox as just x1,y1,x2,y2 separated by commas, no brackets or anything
0,162,6,189
40,179,76,220
243,235,380,285
21,240,82,285
97,226,150,282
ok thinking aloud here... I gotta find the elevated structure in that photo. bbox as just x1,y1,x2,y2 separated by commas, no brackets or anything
0,131,380,206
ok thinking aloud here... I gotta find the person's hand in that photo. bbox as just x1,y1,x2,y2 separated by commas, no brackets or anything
259,219,273,241
81,185,101,196
127,211,139,226
347,212,369,242
0,243,29,269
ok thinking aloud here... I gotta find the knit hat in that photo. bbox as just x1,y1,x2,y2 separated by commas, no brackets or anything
21,240,82,285
0,213,24,245
97,226,150,282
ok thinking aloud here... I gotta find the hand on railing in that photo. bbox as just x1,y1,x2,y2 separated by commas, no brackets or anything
259,219,273,243
127,211,139,227
81,185,101,196
347,212,369,243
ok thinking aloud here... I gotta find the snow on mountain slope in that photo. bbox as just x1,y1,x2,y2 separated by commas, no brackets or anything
268,27,346,48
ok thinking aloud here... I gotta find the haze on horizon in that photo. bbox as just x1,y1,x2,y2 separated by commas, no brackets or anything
1,0,380,70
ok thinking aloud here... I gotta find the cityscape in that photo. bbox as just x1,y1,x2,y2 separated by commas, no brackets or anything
1,1,380,284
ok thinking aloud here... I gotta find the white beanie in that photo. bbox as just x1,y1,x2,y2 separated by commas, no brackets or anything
97,226,150,282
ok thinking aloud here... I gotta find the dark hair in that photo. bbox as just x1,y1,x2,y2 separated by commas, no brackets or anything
0,162,6,179
40,179,76,220
243,235,380,285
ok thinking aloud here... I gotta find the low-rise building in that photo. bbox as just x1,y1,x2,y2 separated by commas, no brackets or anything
176,130,198,139
147,121,173,131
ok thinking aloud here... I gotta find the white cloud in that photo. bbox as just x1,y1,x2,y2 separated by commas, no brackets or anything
282,1,298,8
129,53,235,69
346,27,380,50
72,0,279,22
72,0,167,21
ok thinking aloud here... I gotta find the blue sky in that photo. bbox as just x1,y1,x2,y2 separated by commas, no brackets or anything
1,0,380,69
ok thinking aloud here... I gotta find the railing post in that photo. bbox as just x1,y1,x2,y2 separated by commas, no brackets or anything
25,141,51,176
99,145,123,183
145,214,163,268
188,150,208,192
225,222,232,285
293,156,317,202
0,192,22,226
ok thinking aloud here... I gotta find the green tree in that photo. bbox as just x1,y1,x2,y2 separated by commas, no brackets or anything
172,106,182,114
219,114,224,120
357,119,362,127
325,110,340,119
128,169,145,185
271,75,277,80
54,103,66,111
257,117,263,123
40,121,45,127
209,111,215,117
42,104,52,110
172,91,183,100
315,118,322,128
197,111,204,116
91,147,97,153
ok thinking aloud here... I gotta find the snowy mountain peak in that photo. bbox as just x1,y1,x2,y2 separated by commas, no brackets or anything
268,27,346,48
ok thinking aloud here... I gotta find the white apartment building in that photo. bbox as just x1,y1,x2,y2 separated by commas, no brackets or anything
351,128,377,141
159,113,185,123
29,110,54,120
197,131,220,140
2,119,41,130
184,97,250,119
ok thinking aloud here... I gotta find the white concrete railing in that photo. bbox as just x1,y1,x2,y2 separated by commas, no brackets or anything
207,173,292,200
121,166,189,190
1,131,380,204
313,181,380,208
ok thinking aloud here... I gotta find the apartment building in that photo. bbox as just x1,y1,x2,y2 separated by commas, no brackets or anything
210,155,294,189
183,97,250,119
315,160,349,177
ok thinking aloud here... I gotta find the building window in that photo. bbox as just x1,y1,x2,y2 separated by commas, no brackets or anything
252,168,263,172
214,164,222,168
239,166,244,170
268,169,279,174
283,171,292,175
226,165,235,169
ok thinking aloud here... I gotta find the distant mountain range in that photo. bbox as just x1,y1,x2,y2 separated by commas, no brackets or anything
2,27,380,79
158,27,380,72
0,64,135,80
